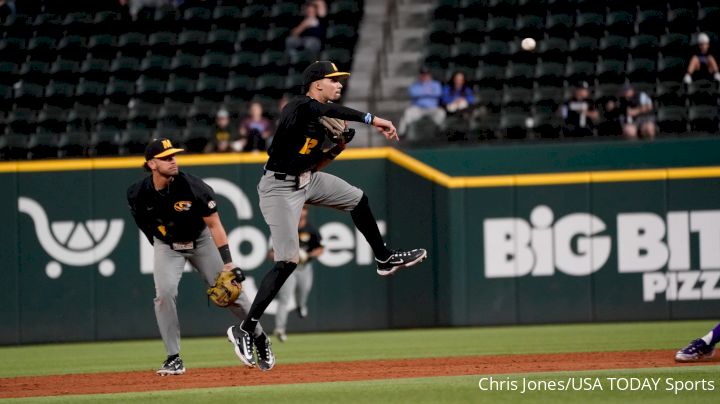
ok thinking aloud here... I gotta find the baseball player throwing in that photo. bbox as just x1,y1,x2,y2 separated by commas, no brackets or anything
127,138,275,374
227,61,428,367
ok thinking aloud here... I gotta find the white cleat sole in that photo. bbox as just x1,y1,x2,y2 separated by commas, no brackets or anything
376,250,428,276
226,326,255,368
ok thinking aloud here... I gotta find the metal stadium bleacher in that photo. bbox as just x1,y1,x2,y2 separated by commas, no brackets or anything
423,0,720,140
0,0,363,160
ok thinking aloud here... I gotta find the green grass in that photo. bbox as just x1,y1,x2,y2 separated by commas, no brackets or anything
0,320,716,378
3,367,718,403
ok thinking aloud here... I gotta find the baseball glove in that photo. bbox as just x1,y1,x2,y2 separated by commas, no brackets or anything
207,267,245,307
319,116,355,144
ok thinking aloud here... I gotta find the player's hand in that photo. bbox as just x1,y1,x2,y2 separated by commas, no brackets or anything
372,117,398,141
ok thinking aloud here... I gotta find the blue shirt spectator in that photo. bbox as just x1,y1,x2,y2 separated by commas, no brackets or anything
441,71,475,113
408,68,443,108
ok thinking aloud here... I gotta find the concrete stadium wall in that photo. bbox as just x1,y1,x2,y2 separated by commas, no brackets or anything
2,137,720,344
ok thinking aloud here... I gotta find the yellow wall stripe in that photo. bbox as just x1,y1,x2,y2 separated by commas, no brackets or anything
1,148,719,187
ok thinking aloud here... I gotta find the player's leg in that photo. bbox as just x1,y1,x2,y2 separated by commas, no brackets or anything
295,263,313,318
152,239,187,375
230,175,303,365
306,172,427,276
675,322,719,362
273,273,296,342
187,228,267,338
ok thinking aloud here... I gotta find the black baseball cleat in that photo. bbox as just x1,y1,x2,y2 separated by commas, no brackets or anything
156,355,185,376
254,334,276,371
376,248,428,276
227,323,256,367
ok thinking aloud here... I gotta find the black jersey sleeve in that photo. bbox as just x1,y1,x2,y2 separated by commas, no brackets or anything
306,99,370,123
126,181,155,245
184,173,218,217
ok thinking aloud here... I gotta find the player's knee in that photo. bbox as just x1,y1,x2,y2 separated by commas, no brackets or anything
352,193,369,212
154,288,177,305
275,261,297,273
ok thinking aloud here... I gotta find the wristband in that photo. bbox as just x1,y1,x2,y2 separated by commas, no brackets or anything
218,244,232,264
364,113,373,125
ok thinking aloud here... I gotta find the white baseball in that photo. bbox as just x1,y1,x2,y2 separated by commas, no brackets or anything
521,38,536,51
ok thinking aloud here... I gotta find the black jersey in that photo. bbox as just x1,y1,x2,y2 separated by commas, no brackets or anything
299,224,323,254
127,172,218,245
265,95,369,175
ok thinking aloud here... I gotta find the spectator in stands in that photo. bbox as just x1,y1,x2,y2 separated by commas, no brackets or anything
204,109,235,153
442,71,475,114
618,84,656,140
0,0,16,24
398,66,446,139
560,81,599,137
684,33,720,84
239,102,273,152
286,0,328,56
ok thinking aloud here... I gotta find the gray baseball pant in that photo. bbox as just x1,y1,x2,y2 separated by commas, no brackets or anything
153,228,265,356
274,262,314,334
258,170,363,262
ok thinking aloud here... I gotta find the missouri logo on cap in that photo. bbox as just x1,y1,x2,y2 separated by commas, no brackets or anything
302,61,351,86
145,138,185,161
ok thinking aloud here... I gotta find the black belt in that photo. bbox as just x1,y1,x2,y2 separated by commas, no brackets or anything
264,169,297,181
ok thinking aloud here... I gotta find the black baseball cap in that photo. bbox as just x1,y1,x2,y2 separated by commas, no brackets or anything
302,61,350,86
144,138,184,161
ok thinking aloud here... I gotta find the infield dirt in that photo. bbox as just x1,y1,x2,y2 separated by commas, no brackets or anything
1,350,717,398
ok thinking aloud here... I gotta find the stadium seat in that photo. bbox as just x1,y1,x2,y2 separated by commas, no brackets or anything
240,4,268,26
502,87,533,109
165,76,196,103
57,35,87,61
254,74,287,99
533,86,564,112
237,28,266,52
569,36,598,63
117,32,148,58
32,13,63,38
195,76,227,102
535,62,565,86
599,35,629,61
200,52,231,77
626,57,656,84
504,63,535,88
148,32,177,57
0,133,30,160
270,2,301,27
27,132,59,159
657,106,688,134
181,126,210,153
326,24,357,49
96,103,128,131
596,58,627,84
480,40,510,64
105,79,135,104
565,60,595,84
110,56,141,81
485,16,515,41
6,108,37,134
157,102,187,130
0,36,27,64
500,111,530,138
206,29,236,55
13,81,45,109
515,14,544,39
575,12,605,38
636,9,666,36
0,84,11,110
687,80,718,106
0,61,19,85
151,7,180,34
424,44,452,69
536,37,569,63
225,74,255,101
266,26,292,50
666,8,696,35
27,36,57,62
140,54,172,80
135,76,166,104
66,104,97,131
451,42,483,68
120,128,152,155
90,129,121,156
428,19,456,46
457,18,485,43
58,131,89,157
628,35,659,59
605,11,635,37
698,6,720,33
169,53,200,79
75,79,107,106
259,50,288,75
655,80,685,107
49,59,80,83
177,30,207,56
434,0,461,21
322,48,352,66
87,34,118,59
182,6,212,31
688,105,718,133
545,13,575,39
44,80,76,109
329,0,361,21
474,64,506,91
212,6,242,30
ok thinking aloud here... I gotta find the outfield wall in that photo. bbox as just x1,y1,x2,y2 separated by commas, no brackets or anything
2,137,720,344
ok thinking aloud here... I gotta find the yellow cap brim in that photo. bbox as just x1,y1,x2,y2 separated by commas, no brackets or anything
154,148,184,158
325,72,350,78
